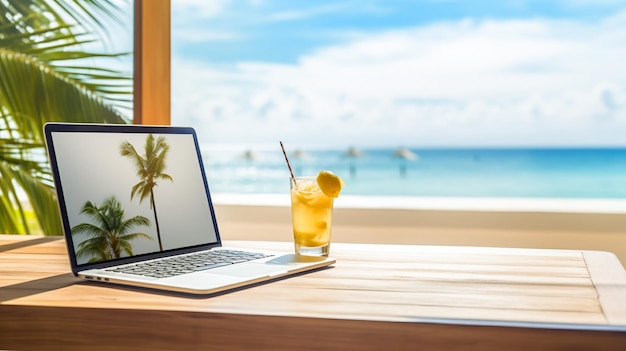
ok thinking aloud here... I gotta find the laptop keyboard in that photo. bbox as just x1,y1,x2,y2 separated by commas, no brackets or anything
105,249,273,279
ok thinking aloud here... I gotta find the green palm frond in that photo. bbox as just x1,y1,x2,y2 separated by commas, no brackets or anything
76,236,111,261
0,163,25,234
120,216,152,234
78,199,118,233
119,141,145,176
7,160,61,235
120,232,153,242
71,222,110,240
0,135,57,234
0,1,127,43
0,48,128,135
0,45,128,235
1,0,132,235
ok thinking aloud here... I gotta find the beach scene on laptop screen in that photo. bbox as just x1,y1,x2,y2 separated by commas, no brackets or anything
51,131,218,265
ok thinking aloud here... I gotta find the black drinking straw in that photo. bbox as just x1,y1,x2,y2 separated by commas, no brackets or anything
280,141,296,184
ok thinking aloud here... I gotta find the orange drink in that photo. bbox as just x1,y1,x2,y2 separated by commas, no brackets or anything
290,176,334,256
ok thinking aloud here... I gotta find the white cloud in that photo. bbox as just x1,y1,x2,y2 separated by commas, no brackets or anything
171,0,244,44
172,0,231,18
565,0,626,8
173,30,242,43
172,11,626,147
264,3,361,23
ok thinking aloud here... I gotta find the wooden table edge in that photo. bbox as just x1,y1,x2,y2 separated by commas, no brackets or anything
583,250,626,325
1,304,626,351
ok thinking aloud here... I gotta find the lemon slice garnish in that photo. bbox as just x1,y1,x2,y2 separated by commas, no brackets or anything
316,170,343,198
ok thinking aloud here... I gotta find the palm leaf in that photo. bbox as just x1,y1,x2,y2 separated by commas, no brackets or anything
0,135,56,234
0,163,25,234
0,1,126,45
120,216,152,234
1,0,132,235
7,162,62,235
0,48,128,134
72,222,110,239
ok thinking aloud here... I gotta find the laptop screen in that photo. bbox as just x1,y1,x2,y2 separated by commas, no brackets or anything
45,124,220,267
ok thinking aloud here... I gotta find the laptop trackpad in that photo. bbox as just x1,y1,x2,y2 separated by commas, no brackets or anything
209,263,288,278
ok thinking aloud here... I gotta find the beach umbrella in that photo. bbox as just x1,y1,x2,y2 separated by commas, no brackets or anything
343,146,364,177
393,147,418,176
393,147,418,161
291,149,310,160
238,150,259,166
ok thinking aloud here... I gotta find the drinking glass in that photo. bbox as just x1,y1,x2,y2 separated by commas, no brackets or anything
289,176,334,256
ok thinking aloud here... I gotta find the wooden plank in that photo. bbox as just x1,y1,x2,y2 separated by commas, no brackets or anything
583,250,626,324
1,305,625,351
0,272,605,325
133,0,170,125
0,235,62,253
294,277,599,298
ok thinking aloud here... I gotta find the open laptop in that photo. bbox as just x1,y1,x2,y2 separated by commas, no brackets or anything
44,122,335,295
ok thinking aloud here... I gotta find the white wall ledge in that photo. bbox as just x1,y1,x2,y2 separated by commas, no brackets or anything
212,193,626,267
212,193,626,214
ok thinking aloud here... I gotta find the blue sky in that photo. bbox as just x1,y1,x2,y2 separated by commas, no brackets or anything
170,0,626,148
173,0,617,64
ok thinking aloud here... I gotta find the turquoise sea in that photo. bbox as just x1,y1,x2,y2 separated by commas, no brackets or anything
200,147,626,199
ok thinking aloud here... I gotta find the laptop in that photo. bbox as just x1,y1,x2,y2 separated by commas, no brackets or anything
44,122,335,294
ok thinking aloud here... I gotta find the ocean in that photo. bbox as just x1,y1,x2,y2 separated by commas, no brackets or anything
200,147,626,199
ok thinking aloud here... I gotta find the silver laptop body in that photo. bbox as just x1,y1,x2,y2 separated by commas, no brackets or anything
44,123,334,294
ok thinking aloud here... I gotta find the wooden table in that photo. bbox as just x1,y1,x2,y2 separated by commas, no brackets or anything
1,235,626,350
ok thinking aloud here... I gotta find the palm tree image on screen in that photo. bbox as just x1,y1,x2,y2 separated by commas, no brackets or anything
71,196,153,263
120,134,173,251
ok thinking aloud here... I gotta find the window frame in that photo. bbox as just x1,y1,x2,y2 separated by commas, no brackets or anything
134,0,171,125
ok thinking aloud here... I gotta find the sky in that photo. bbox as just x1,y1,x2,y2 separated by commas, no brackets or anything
169,0,626,148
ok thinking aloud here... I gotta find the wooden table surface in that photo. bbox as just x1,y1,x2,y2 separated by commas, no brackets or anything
1,235,626,350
